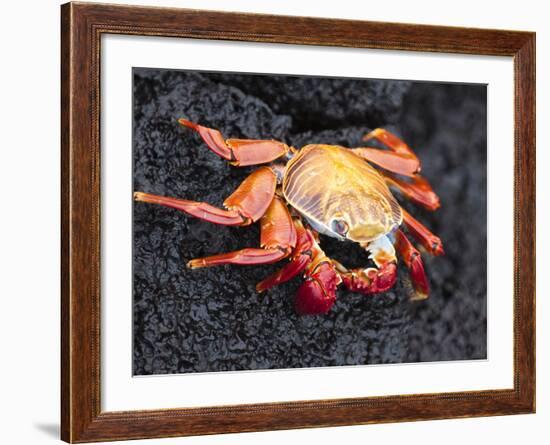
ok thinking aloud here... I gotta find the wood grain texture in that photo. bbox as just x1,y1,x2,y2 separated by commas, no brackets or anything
60,2,536,442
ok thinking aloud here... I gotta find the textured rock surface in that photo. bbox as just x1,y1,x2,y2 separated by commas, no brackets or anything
205,73,412,132
132,68,487,375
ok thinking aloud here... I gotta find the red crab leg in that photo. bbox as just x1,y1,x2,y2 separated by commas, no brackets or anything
256,219,341,315
179,119,292,166
339,262,398,295
187,197,296,268
295,259,341,315
337,235,398,295
402,208,444,256
256,219,315,292
134,166,277,226
382,171,440,211
294,230,342,316
394,229,430,300
351,128,421,177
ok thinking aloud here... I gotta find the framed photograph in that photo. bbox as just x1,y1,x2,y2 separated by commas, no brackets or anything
61,2,535,442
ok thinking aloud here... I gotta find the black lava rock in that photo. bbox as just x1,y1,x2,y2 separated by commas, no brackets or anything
133,68,487,375
206,72,412,132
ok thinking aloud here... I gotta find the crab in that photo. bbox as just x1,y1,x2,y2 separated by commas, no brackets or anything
134,119,444,315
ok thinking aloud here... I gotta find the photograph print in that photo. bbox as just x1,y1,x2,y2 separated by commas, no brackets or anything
132,68,487,376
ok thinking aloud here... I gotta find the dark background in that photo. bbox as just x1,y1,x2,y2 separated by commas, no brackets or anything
132,68,487,375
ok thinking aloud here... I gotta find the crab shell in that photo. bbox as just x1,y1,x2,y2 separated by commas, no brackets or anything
282,144,403,245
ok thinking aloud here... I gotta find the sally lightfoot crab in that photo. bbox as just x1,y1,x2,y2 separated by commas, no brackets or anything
134,119,444,315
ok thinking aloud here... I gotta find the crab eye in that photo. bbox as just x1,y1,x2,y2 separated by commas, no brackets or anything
331,219,349,236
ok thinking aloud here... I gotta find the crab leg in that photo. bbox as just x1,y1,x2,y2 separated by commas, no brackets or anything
134,167,277,226
363,128,419,157
352,147,420,177
179,119,292,166
382,171,440,211
337,235,398,295
187,197,296,268
256,219,315,292
292,228,342,315
255,219,341,315
402,208,444,256
295,260,341,315
352,128,421,177
394,229,430,300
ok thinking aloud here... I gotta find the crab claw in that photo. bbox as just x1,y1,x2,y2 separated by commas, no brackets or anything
295,262,341,315
340,262,398,295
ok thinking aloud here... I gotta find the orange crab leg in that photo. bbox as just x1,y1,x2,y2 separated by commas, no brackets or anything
134,193,244,225
187,197,296,268
256,219,315,292
352,128,424,177
352,128,422,177
402,208,444,256
394,229,430,300
257,219,342,315
382,172,440,211
363,128,419,157
188,248,286,268
179,119,291,166
134,167,277,226
351,147,420,177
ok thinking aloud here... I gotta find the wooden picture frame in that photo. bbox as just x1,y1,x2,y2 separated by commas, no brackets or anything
61,2,535,442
